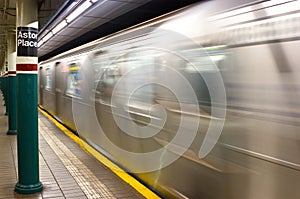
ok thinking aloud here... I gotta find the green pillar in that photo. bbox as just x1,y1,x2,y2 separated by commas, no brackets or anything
0,77,2,100
7,34,17,135
14,0,43,194
1,76,5,99
4,75,8,115
7,75,17,134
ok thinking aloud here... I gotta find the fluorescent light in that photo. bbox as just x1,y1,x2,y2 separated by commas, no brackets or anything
38,40,44,47
91,0,98,3
42,32,53,42
66,0,92,23
52,20,68,34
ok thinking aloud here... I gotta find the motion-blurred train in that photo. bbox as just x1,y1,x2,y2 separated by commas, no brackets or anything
39,0,300,198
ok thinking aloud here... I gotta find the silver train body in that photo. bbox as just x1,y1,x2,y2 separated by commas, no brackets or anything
39,0,300,198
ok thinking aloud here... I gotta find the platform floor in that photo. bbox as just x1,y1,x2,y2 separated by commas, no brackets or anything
0,95,146,199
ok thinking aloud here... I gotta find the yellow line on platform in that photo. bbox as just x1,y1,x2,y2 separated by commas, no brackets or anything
38,107,161,199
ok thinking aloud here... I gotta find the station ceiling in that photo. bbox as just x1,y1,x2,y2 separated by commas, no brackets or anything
0,0,201,69
0,0,16,70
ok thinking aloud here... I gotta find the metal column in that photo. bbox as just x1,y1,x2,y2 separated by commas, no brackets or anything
4,60,8,115
14,0,43,194
7,33,17,135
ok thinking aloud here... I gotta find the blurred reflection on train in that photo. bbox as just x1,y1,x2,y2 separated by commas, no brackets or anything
39,0,300,198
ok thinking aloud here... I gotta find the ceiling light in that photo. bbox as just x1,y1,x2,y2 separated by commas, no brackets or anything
42,32,53,42
38,40,44,47
52,20,68,34
66,0,92,23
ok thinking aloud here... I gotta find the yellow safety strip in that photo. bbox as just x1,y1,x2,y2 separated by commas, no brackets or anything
38,107,161,199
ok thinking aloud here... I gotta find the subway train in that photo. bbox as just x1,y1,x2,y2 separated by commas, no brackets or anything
39,0,300,198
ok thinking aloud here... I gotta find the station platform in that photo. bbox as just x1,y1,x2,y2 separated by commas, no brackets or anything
0,94,153,199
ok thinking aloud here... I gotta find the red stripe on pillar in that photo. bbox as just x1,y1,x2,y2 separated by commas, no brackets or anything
8,71,17,74
17,64,38,71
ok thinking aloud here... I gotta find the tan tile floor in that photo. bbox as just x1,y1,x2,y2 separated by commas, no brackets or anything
0,94,145,199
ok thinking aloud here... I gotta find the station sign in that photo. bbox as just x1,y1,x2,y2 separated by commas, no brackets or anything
17,27,38,57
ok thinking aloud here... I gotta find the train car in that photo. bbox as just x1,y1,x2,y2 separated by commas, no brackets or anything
39,0,300,198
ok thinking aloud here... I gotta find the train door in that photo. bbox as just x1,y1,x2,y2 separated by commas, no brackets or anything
54,62,62,119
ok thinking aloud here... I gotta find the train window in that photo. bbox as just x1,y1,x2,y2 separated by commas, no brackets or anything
94,50,159,104
122,51,158,104
66,63,81,96
182,47,229,72
45,67,52,90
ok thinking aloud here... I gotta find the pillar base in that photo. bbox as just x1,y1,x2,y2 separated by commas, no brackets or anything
7,129,17,135
15,182,43,194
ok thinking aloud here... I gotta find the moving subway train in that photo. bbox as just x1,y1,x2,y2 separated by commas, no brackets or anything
39,0,300,198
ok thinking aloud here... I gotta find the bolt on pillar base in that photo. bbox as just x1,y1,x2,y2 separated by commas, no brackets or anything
15,182,43,194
